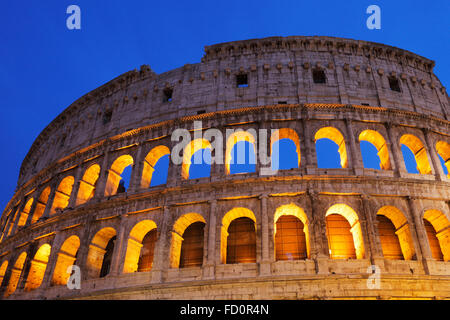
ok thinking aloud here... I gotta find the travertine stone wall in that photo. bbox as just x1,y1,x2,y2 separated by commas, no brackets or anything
0,36,449,300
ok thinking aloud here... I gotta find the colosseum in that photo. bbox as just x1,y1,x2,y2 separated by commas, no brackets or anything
0,35,449,300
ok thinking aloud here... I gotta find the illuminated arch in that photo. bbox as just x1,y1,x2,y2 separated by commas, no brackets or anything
423,209,450,261
325,204,364,259
0,260,8,287
315,127,348,168
377,206,415,260
24,243,51,291
17,198,33,229
182,139,212,180
86,227,117,278
51,235,80,286
225,131,256,175
31,186,51,224
436,140,450,178
141,145,170,188
170,213,206,268
270,128,301,169
4,252,26,298
104,155,134,196
400,134,432,174
50,176,75,214
221,207,257,264
359,130,391,170
274,204,310,259
76,164,101,206
123,220,157,273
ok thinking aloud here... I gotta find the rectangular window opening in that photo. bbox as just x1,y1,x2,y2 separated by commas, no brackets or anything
313,69,326,84
163,88,173,102
389,77,401,92
236,74,248,88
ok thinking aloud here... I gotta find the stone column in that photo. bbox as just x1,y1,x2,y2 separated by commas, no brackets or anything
24,192,40,227
94,149,111,199
406,196,432,274
128,144,143,193
10,200,27,236
307,190,329,274
151,206,171,283
203,199,217,279
361,195,384,268
110,215,127,276
423,128,445,181
345,118,363,175
302,117,317,174
42,183,58,219
259,194,271,276
68,165,84,209
39,233,61,289
385,122,407,177
77,216,96,281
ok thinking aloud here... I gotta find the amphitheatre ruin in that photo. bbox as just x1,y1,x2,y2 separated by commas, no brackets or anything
0,36,449,300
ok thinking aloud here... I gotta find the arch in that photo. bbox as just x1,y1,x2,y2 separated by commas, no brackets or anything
182,139,212,180
423,209,450,261
436,140,450,177
170,213,206,268
50,176,75,214
24,243,51,291
221,207,257,264
274,204,310,259
51,235,80,286
76,164,101,206
86,227,117,278
225,131,257,175
141,145,170,188
4,252,26,298
104,155,134,196
400,134,432,174
31,186,51,224
179,222,205,268
270,128,301,169
0,260,8,287
359,130,391,170
377,206,415,260
315,127,348,168
17,198,33,228
325,204,364,259
123,220,157,273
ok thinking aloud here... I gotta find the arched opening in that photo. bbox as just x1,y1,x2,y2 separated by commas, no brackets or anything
436,141,450,178
51,235,80,286
31,186,51,224
76,164,101,206
50,176,75,214
182,139,212,180
221,207,257,264
274,204,309,260
4,252,26,298
270,128,301,170
359,130,391,170
17,198,33,229
400,134,432,174
377,206,415,260
226,131,256,175
104,155,134,196
170,213,205,268
325,204,364,259
423,209,450,261
86,227,117,278
179,222,205,268
24,244,51,291
315,127,348,169
141,146,170,188
123,220,157,273
0,260,8,287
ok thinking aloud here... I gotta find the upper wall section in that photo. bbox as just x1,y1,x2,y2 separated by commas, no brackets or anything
17,36,449,188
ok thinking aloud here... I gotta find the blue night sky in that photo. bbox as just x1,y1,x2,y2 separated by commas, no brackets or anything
0,1,449,213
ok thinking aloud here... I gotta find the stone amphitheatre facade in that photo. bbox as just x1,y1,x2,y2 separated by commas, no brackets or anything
0,36,449,300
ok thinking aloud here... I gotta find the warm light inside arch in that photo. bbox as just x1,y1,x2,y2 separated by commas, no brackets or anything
50,176,75,215
377,206,415,260
225,131,256,175
18,198,34,228
86,227,117,278
270,128,301,168
105,155,134,196
141,145,170,188
76,164,101,206
31,186,51,224
24,243,51,291
326,203,364,259
423,209,450,261
4,251,27,298
0,260,8,287
170,213,206,268
182,139,212,180
123,220,158,273
52,235,80,286
315,127,348,168
436,140,450,178
359,130,391,170
400,134,432,174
